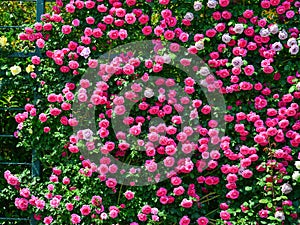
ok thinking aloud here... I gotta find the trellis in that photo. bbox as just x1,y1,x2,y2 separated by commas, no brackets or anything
0,0,47,224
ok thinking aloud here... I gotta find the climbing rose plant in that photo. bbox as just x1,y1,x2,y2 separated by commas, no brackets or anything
3,0,300,224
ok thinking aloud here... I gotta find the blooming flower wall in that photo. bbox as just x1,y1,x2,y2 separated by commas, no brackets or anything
3,0,300,224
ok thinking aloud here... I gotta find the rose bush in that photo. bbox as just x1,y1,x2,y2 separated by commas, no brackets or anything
2,0,300,224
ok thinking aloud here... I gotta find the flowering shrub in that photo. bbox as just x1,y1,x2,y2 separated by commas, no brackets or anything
2,0,300,224
0,1,55,151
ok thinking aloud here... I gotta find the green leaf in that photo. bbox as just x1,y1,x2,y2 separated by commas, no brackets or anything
259,199,268,204
245,186,252,191
289,86,295,93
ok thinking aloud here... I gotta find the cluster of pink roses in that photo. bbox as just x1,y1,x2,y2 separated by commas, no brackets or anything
6,0,300,224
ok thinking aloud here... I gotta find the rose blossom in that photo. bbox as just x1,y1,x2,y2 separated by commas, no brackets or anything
281,183,293,194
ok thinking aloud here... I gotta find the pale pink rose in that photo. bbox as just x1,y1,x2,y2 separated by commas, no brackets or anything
180,199,193,208
124,190,135,200
43,216,53,225
71,214,81,224
179,216,191,225
62,25,72,34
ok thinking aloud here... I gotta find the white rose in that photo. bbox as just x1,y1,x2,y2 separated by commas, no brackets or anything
195,41,204,50
233,24,244,34
207,0,218,8
260,28,270,37
199,67,210,76
80,47,91,59
269,24,279,34
231,57,243,68
82,129,94,141
200,79,208,87
10,65,22,76
287,38,297,47
278,30,288,40
297,83,300,91
184,12,194,21
100,212,108,220
289,45,299,55
295,161,300,170
271,42,283,52
274,211,285,221
281,183,293,194
222,33,231,43
144,88,154,98
292,171,300,181
163,54,171,64
194,1,202,11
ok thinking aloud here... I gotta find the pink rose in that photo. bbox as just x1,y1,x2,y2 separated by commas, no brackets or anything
141,205,152,214
220,211,231,220
156,187,167,197
125,13,136,24
222,11,232,20
276,6,286,14
179,32,189,42
180,198,193,208
226,189,240,199
179,216,191,225
244,65,255,76
109,30,119,40
86,16,95,24
72,19,80,26
173,186,185,195
142,26,152,35
43,216,53,225
109,209,119,218
164,30,175,40
259,209,269,218
123,64,134,75
119,29,128,40
15,198,28,211
139,15,149,24
126,0,136,6
270,0,280,6
159,0,170,5
62,25,72,34
38,113,47,122
124,190,135,200
71,214,81,224
286,10,295,19
261,0,270,9
197,217,209,225
85,0,95,9
106,178,117,188
241,169,253,178
68,60,79,70
31,56,41,65
212,11,222,20
103,15,114,24
80,205,91,216
243,9,253,18
219,0,230,7
137,213,147,221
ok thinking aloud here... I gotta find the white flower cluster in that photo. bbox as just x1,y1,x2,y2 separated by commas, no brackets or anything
270,26,299,55
292,161,300,182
